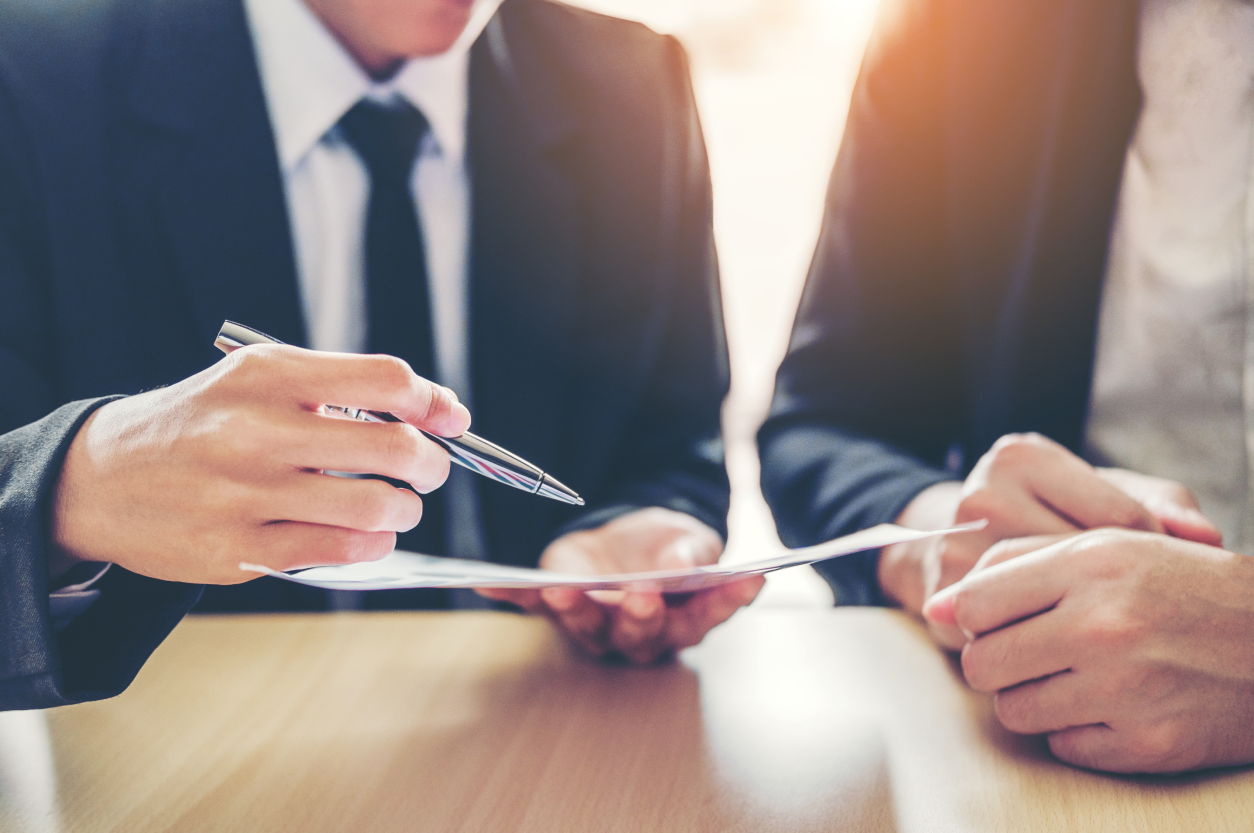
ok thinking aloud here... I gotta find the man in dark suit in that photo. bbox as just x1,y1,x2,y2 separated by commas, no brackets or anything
761,0,1254,772
0,0,762,711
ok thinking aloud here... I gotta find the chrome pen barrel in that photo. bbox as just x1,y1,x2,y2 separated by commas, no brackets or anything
421,432,584,506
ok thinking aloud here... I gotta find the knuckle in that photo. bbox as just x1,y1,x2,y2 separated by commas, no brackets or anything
1083,610,1146,648
1104,502,1153,532
950,589,980,634
979,538,1015,564
1070,529,1137,575
373,355,414,391
956,487,1005,523
420,383,454,424
993,690,1035,733
420,437,452,487
354,482,398,531
223,343,288,385
396,491,423,532
959,642,992,690
204,478,257,518
929,623,969,652
937,539,979,573
988,433,1044,465
277,528,395,568
936,541,980,585
1046,733,1097,769
222,343,264,377
340,530,396,564
1090,674,1124,705
1163,482,1199,509
381,422,423,466
212,407,269,463
1124,723,1185,769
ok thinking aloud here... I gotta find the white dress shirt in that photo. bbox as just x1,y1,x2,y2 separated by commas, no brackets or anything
244,0,503,401
1085,0,1254,553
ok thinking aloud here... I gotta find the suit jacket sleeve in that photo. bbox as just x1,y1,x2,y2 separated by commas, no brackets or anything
758,0,960,604
554,34,730,542
0,70,202,711
0,401,204,711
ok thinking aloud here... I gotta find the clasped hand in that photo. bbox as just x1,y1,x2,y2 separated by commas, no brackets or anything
879,432,1222,648
886,432,1254,773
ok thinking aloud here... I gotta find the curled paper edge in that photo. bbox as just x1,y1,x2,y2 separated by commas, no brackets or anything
239,520,987,594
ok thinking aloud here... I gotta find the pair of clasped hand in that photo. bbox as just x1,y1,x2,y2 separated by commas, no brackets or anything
51,345,762,665
881,433,1254,773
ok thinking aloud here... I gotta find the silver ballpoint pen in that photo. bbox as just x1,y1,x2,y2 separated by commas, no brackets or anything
214,320,584,506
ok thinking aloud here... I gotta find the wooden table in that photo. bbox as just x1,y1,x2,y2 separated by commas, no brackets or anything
3,608,1253,832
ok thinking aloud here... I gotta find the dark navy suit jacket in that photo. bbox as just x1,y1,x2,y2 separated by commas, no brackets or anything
0,0,729,708
759,0,1142,604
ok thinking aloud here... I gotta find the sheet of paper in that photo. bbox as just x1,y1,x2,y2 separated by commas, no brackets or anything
240,521,984,594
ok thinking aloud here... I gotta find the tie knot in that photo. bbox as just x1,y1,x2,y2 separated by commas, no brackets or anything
338,98,430,179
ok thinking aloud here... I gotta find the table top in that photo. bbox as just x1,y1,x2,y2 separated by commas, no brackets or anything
3,607,1253,833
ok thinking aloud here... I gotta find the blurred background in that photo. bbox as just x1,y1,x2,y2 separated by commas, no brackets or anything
568,0,883,604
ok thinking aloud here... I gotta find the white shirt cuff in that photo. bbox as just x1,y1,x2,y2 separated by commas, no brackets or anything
49,563,112,633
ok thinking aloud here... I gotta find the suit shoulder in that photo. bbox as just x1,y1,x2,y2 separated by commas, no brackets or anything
0,0,131,67
503,0,689,97
0,0,153,115
512,0,672,50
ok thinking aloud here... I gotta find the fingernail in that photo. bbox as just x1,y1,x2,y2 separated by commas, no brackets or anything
543,588,574,611
450,401,471,429
922,586,958,626
662,537,697,570
627,595,660,618
1184,508,1219,529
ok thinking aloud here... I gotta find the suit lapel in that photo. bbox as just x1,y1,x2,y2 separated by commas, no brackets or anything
944,0,1141,453
123,0,305,348
468,9,583,560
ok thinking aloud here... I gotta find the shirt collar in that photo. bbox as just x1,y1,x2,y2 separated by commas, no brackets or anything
244,0,504,172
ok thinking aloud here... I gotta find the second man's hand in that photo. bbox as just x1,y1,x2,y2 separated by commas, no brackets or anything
877,433,1222,649
478,507,764,664
923,530,1254,774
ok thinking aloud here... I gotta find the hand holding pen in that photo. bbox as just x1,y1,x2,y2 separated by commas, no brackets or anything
51,327,486,585
215,322,581,505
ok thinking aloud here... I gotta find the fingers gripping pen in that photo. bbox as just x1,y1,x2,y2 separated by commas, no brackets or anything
214,320,584,506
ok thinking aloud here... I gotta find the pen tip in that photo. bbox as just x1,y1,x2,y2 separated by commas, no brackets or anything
537,473,583,506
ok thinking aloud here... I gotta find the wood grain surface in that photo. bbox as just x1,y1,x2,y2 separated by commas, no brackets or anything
3,608,1253,832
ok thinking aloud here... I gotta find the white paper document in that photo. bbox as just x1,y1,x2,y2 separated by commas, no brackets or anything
240,522,983,594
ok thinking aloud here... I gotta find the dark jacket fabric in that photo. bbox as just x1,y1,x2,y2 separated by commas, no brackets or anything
759,0,1141,604
0,0,728,708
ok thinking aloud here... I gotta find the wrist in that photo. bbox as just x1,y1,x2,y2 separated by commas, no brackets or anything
47,545,85,585
48,406,105,579
878,481,963,612
878,539,925,611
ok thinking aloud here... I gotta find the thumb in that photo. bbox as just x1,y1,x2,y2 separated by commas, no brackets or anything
658,535,701,570
1155,505,1223,547
922,583,959,628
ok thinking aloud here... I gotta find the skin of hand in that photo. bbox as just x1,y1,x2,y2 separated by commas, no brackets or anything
49,344,470,585
478,507,764,665
922,530,1254,774
876,432,1222,649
